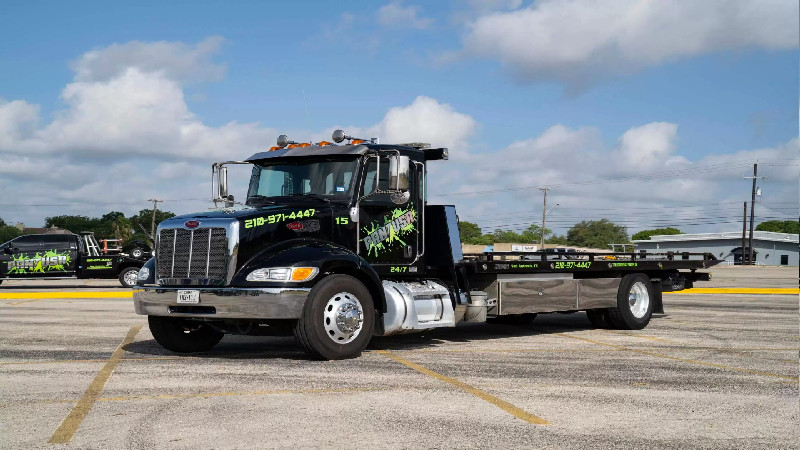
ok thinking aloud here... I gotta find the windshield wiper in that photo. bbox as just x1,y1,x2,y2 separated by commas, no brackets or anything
246,195,275,205
289,193,332,203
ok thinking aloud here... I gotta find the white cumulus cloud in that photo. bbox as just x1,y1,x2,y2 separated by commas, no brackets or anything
71,36,227,83
377,2,433,29
458,0,799,85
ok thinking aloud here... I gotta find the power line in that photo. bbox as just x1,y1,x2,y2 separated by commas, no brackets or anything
0,198,210,208
432,160,800,198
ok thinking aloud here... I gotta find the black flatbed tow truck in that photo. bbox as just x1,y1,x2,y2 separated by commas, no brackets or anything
133,130,718,359
0,232,145,287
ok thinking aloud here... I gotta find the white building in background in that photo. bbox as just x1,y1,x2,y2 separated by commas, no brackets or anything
633,231,799,266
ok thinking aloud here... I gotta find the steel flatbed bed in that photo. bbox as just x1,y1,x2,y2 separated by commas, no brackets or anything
463,251,719,276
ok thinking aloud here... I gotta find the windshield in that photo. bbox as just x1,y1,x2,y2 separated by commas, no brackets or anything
246,159,358,204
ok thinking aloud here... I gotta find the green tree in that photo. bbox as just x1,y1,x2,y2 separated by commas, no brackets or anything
458,221,484,244
631,227,683,241
45,215,99,234
0,221,20,244
566,219,629,249
130,209,176,240
44,211,139,241
756,220,799,234
492,229,524,243
519,223,553,243
545,234,570,245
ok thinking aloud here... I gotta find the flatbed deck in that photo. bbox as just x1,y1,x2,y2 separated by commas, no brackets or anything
463,251,719,275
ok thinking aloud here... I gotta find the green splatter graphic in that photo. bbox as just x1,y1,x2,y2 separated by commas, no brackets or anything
361,206,417,257
7,250,72,274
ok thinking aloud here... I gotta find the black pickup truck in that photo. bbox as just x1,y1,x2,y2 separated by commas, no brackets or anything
0,232,145,287
134,130,719,359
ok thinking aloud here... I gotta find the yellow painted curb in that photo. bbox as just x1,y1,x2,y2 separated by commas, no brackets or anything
0,291,137,300
666,288,798,295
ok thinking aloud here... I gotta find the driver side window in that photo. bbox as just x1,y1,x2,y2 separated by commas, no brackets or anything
361,159,392,204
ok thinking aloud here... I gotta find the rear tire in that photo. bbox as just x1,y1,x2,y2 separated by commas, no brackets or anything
294,274,375,360
607,274,654,330
148,316,223,353
119,267,139,288
586,309,611,328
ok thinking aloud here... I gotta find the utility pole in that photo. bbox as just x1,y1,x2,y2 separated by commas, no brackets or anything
743,164,765,265
741,202,747,265
539,186,550,250
148,198,163,242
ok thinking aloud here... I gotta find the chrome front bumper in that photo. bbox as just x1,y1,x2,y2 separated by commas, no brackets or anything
133,286,311,319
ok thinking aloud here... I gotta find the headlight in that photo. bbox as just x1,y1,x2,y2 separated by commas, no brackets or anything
137,267,150,281
246,267,319,282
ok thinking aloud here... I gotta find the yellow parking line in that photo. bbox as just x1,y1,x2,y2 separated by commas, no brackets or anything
0,291,135,300
558,333,798,382
376,350,549,425
48,325,141,444
665,288,798,295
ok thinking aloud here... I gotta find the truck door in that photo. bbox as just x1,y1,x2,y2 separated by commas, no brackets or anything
1,235,43,278
357,155,421,267
39,235,79,276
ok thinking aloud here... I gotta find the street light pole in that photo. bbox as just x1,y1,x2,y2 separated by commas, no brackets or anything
148,198,163,241
539,186,550,250
742,164,765,265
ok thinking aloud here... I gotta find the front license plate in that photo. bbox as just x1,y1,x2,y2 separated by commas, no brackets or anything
176,290,200,304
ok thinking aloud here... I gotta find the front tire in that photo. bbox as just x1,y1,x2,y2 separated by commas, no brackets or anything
148,316,223,353
294,274,375,360
607,274,654,330
119,267,139,288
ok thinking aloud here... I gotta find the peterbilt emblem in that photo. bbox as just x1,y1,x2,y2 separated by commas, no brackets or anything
185,220,200,229
288,220,320,233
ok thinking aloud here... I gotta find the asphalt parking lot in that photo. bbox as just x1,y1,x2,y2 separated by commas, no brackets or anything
1,266,797,448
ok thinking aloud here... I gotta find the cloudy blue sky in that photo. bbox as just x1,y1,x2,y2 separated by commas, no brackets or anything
0,0,797,237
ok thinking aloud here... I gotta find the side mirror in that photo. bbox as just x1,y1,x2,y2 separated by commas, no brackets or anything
217,166,228,200
4,247,14,255
389,155,410,191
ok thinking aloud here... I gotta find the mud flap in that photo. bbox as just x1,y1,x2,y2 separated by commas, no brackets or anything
652,283,664,314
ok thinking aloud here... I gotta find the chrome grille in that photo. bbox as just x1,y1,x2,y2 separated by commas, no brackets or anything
157,228,227,283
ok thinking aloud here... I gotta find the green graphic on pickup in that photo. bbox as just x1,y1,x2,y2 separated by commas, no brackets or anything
361,206,416,257
7,250,72,274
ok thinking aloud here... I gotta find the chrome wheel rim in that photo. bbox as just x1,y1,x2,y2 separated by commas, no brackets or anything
628,281,650,319
323,292,364,344
124,269,139,287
